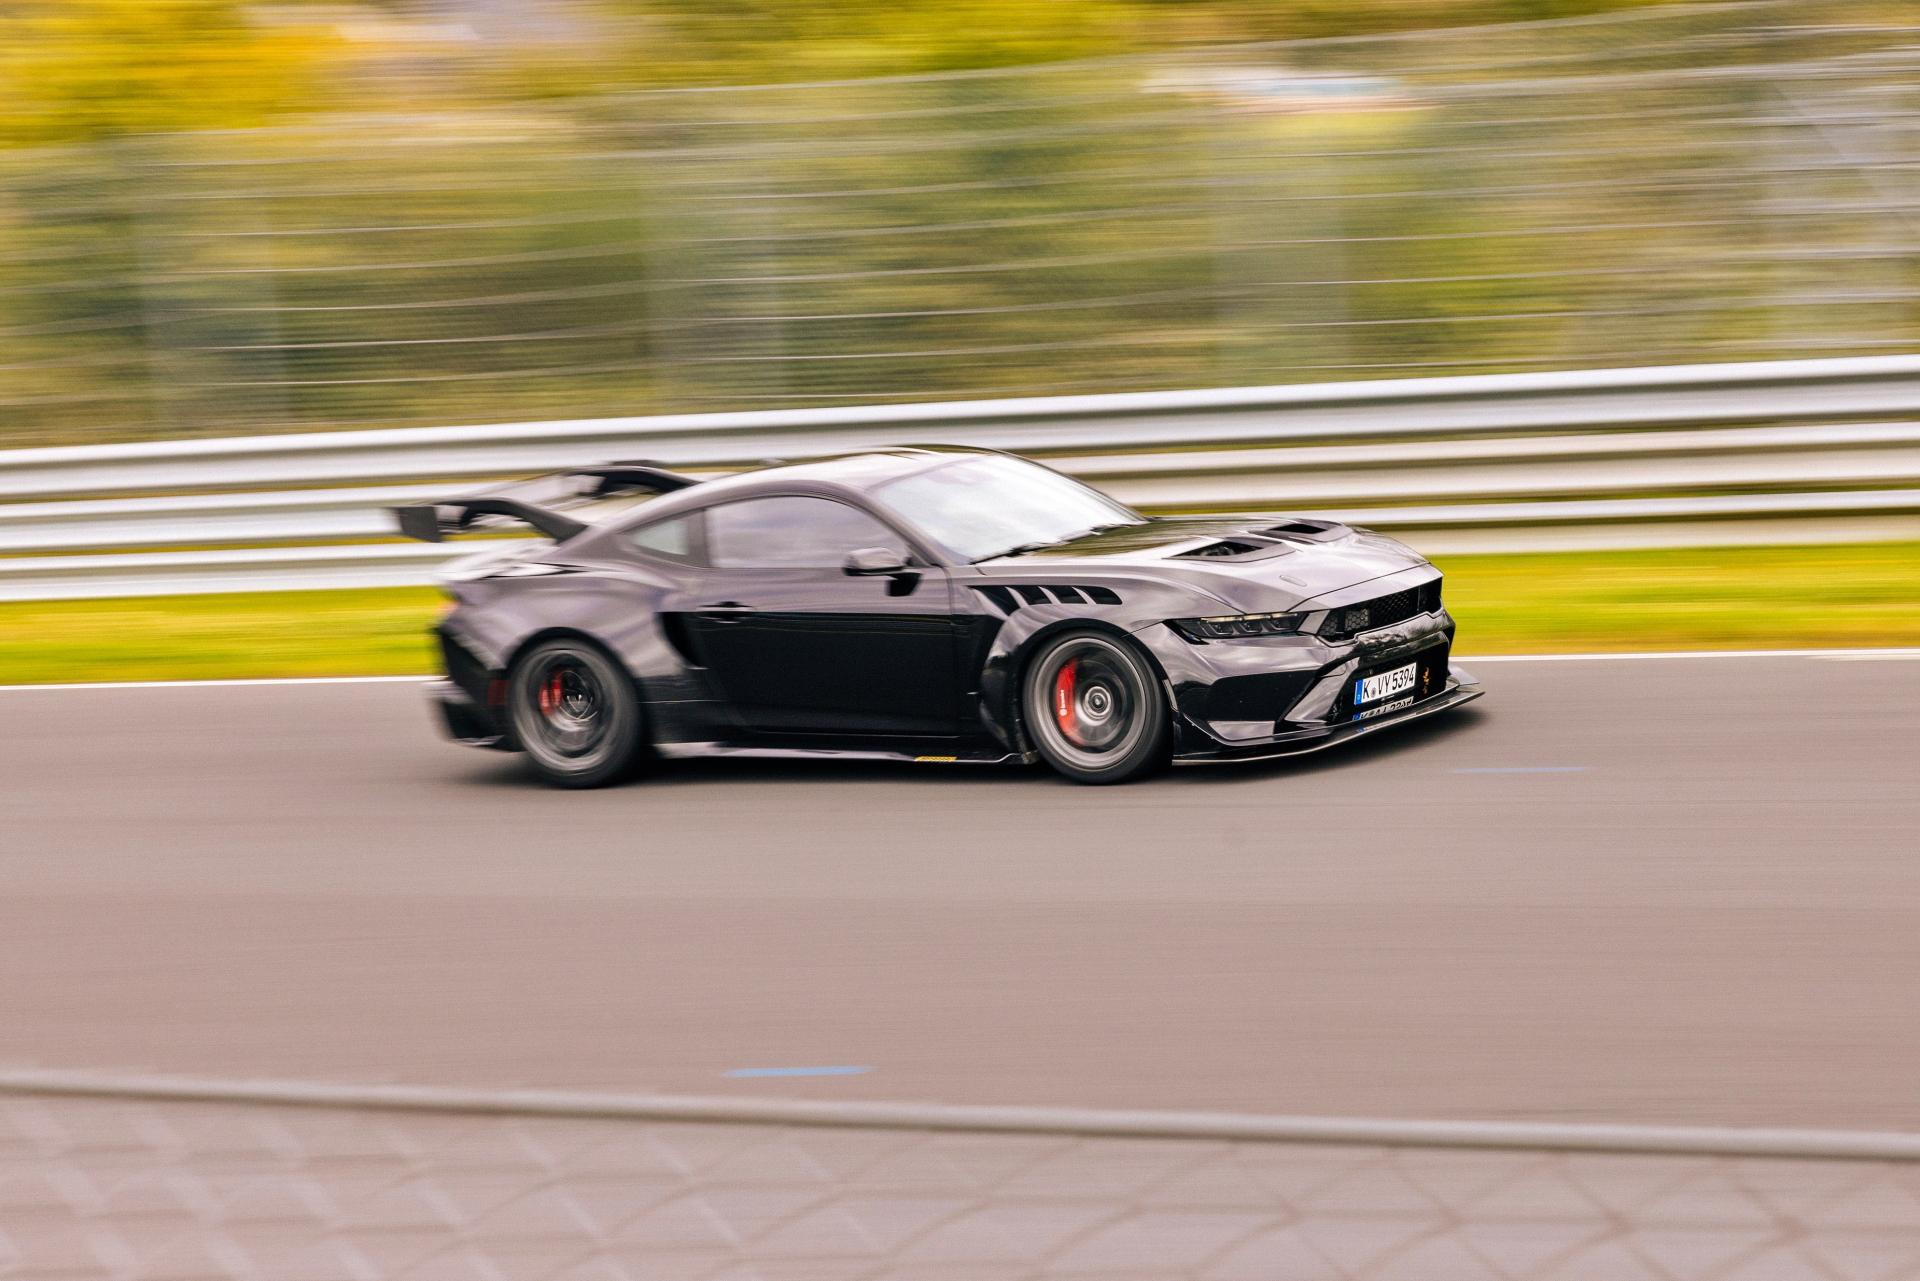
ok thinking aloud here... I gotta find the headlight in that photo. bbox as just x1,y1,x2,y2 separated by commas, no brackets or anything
1169,612,1307,641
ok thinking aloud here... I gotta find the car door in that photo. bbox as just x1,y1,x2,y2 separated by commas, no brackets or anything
677,495,961,736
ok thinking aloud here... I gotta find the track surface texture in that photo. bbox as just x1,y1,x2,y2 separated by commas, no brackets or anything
3,654,1917,1130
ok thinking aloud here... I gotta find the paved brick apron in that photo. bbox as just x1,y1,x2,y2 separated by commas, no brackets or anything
4,1094,1920,1280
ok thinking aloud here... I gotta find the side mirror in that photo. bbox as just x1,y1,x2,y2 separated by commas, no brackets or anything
843,546,910,576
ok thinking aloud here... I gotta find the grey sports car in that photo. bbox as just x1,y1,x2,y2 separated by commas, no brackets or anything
397,446,1482,787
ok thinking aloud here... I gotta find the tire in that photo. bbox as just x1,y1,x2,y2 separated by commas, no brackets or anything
1022,629,1170,785
506,638,647,789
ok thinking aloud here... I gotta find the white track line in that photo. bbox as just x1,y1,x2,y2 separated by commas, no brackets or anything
0,675,432,691
0,1068,1915,1161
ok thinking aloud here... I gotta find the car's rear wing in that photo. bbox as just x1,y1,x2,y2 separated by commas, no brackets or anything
390,463,699,544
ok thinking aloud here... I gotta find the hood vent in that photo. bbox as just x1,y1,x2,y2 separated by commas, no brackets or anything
1171,537,1292,562
1170,520,1352,563
1263,519,1348,543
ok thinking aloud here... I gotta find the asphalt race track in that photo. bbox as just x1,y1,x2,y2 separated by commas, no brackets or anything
3,652,1918,1131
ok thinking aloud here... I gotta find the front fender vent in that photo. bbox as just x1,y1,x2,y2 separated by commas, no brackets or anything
971,584,1122,616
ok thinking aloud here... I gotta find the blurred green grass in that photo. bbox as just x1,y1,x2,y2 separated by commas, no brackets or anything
1,542,1915,685
1434,542,1920,655
0,588,444,685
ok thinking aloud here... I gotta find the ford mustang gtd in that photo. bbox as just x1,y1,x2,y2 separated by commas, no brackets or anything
395,447,1482,787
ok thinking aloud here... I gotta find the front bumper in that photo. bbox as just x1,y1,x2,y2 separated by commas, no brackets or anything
1141,609,1469,756
1170,672,1482,765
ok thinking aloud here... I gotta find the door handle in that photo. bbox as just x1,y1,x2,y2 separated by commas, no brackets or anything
696,601,755,623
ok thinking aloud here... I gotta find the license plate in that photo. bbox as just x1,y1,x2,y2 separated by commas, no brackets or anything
1354,661,1417,707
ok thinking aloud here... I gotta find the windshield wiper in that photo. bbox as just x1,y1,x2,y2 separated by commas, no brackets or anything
973,538,1069,563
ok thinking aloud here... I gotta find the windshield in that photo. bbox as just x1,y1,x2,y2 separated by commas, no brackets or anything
871,454,1143,562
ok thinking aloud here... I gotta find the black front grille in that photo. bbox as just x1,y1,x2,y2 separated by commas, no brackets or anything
1318,580,1441,639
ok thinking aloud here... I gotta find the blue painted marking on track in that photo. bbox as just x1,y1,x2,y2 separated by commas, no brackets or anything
724,1066,872,1078
1451,767,1591,773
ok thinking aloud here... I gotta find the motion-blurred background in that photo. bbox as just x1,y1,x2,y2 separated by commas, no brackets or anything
1,0,1917,680
6,0,1918,439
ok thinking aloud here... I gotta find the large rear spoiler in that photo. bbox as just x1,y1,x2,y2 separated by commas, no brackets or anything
390,463,699,544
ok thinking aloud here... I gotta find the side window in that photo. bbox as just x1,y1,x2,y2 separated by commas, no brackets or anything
707,496,909,569
626,512,704,565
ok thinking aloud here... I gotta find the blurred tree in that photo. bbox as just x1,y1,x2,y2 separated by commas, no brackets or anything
0,0,1683,139
627,0,1139,80
0,0,342,147
520,0,1676,91
1145,0,1672,44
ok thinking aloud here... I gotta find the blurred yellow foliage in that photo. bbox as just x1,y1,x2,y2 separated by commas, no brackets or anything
0,0,1681,144
606,0,1675,85
1172,0,1672,42
585,0,1676,87
625,0,1142,82
0,0,340,147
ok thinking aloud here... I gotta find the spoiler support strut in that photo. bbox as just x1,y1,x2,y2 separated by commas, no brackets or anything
389,462,700,543
391,498,589,544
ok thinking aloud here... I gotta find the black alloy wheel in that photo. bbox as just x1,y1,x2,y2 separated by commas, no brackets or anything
507,638,647,789
1022,629,1170,785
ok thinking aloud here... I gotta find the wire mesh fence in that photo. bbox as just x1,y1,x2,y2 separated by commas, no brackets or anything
1,0,1917,449
6,1088,1920,1280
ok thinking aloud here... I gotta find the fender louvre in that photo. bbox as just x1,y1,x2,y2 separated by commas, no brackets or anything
970,585,1123,615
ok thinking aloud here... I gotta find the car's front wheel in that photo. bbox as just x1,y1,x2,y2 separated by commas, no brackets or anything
1022,629,1170,785
507,638,647,789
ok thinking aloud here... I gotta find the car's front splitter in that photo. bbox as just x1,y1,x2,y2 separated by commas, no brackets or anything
1169,679,1484,766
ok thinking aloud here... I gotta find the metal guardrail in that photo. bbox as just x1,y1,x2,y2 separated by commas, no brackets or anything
7,1068,1920,1161
3,1069,1920,1280
2,355,1918,599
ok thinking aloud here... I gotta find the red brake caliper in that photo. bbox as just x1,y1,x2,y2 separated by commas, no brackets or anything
1053,658,1079,744
538,672,563,717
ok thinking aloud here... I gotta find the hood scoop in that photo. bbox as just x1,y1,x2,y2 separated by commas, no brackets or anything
1262,520,1347,541
1180,539,1268,559
1171,519,1351,562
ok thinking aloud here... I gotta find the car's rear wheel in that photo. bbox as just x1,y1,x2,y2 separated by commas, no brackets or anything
507,638,647,789
1022,629,1170,785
